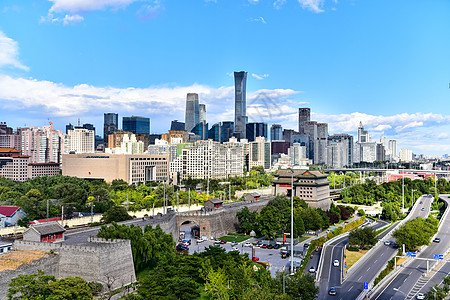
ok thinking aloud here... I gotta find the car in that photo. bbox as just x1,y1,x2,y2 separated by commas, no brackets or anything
220,240,227,244
176,244,189,251
274,244,281,249
416,293,425,299
304,243,310,248
244,242,252,247
420,201,423,204
281,251,290,259
196,238,204,243
252,257,259,261
182,239,191,245
309,266,316,273
433,237,441,243
267,244,274,249
392,243,400,249
231,241,238,246
328,287,337,296
384,241,391,246
421,207,425,211
231,246,239,251
333,260,339,267
254,242,262,248
261,244,268,249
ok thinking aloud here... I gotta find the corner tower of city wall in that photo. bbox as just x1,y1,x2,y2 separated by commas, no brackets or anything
12,238,135,290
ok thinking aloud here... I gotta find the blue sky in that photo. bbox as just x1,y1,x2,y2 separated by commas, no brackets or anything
0,0,449,155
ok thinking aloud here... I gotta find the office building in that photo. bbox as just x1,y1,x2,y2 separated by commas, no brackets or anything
221,121,234,143
354,142,377,163
298,108,311,134
389,140,397,161
0,123,21,150
105,133,145,154
21,126,65,163
191,122,208,140
223,137,249,172
399,149,413,162
327,134,353,168
249,136,271,170
62,153,169,185
123,116,150,135
208,123,221,143
170,140,244,180
66,127,95,154
288,143,307,166
271,141,290,155
170,120,185,131
271,124,283,141
185,93,200,132
317,123,328,165
376,143,386,162
304,121,318,163
246,122,268,142
234,71,248,140
148,139,178,162
161,130,189,144
104,113,118,146
199,104,206,123
65,123,74,134
358,122,371,142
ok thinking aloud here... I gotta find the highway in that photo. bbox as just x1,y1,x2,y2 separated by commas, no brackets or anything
374,195,450,300
318,195,433,300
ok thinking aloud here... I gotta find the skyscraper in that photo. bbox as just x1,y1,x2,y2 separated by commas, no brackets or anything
185,93,200,132
270,124,283,141
358,122,370,142
104,113,118,146
123,116,150,135
199,104,206,123
246,122,268,142
389,140,397,161
234,71,247,140
298,108,311,134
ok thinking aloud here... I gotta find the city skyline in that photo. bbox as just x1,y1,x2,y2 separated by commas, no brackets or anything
0,0,449,155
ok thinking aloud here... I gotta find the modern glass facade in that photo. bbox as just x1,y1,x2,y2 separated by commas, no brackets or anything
199,104,206,123
270,124,283,141
221,121,234,143
234,71,247,140
191,121,208,140
123,116,150,135
208,123,221,142
103,113,118,146
185,93,199,132
170,120,185,131
246,122,268,142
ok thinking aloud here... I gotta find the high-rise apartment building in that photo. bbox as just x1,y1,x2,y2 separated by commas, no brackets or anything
249,136,271,170
376,143,386,162
270,124,283,141
246,122,268,142
199,104,206,123
327,134,353,168
234,71,248,140
21,126,65,163
123,116,150,135
288,143,307,166
104,113,118,146
399,149,413,162
0,123,21,150
67,127,95,154
298,108,311,134
389,140,397,161
185,93,200,132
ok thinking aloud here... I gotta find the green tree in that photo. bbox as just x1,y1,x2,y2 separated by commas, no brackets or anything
206,268,229,300
393,217,439,251
47,277,92,300
259,206,282,239
101,205,132,224
349,227,378,249
285,273,319,300
236,206,258,234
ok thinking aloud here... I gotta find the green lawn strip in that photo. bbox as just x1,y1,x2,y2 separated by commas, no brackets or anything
375,222,394,236
218,235,251,243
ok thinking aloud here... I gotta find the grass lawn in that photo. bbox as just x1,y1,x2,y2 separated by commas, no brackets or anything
375,222,394,236
345,249,369,270
297,235,310,243
218,234,251,243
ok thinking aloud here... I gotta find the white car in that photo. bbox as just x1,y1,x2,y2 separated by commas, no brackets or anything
231,247,239,251
384,241,390,246
416,293,425,300
196,238,204,243
309,266,316,273
214,240,221,245
244,242,252,247
333,260,339,267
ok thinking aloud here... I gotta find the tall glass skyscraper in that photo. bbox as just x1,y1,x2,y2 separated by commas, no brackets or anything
270,124,283,141
298,108,310,134
185,93,200,132
221,121,234,143
123,116,150,135
234,71,247,140
199,104,206,123
104,113,118,146
246,122,268,142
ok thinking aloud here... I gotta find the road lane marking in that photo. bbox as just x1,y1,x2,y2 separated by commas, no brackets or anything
368,267,371,271
349,286,353,291
358,276,363,281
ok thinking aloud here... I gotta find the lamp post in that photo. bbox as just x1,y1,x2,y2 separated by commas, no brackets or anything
411,189,415,208
402,171,405,213
283,272,294,294
289,169,294,274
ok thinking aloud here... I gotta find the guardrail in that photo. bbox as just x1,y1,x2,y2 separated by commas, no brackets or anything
315,232,350,282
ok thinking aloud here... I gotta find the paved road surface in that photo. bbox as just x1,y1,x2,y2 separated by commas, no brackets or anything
374,195,450,300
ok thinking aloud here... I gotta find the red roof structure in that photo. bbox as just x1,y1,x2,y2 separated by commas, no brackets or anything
0,206,20,217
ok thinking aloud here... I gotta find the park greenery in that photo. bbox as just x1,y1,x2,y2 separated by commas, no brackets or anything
237,195,354,239
392,216,439,251
96,223,318,300
425,275,450,300
8,270,99,300
0,166,273,226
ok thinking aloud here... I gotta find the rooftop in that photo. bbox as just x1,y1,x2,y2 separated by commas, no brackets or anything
0,206,19,217
26,222,65,236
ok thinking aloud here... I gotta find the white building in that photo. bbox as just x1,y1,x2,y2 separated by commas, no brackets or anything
354,142,377,163
105,133,145,154
288,143,307,166
389,140,397,161
66,127,95,154
170,140,243,180
148,139,177,161
399,149,413,162
21,126,65,163
249,136,271,170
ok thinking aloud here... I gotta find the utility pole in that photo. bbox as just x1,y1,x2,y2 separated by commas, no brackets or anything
402,172,405,213
290,169,294,274
163,179,166,214
177,191,179,212
229,184,231,202
188,188,191,210
47,199,49,223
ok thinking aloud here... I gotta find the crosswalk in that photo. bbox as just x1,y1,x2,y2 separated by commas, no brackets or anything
406,276,429,299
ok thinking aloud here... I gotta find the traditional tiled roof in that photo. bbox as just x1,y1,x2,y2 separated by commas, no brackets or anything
275,169,328,178
26,222,65,236
206,198,223,204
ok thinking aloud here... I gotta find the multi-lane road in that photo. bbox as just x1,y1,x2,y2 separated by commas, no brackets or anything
374,195,450,300
317,195,434,300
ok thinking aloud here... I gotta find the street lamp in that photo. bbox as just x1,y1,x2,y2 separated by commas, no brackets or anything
411,189,416,208
282,273,294,294
289,169,295,274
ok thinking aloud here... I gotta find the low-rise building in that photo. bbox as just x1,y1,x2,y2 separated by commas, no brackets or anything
272,170,331,211
204,198,223,211
0,206,25,228
62,153,169,184
23,222,66,243
0,240,12,255
244,192,261,202
28,163,60,178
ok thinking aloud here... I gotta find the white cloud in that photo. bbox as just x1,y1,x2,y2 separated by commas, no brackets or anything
372,124,392,131
248,0,259,4
0,31,29,71
395,121,423,132
251,73,269,80
63,14,84,24
297,0,324,13
248,16,267,24
273,0,286,9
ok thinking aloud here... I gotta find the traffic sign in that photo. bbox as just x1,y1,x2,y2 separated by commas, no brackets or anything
364,282,368,289
344,265,347,268
406,252,416,257
434,254,444,260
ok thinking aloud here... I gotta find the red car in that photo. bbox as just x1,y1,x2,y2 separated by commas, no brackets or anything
252,257,260,261
220,240,227,244
261,244,268,249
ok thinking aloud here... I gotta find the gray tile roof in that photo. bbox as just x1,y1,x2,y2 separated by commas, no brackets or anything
29,222,65,236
